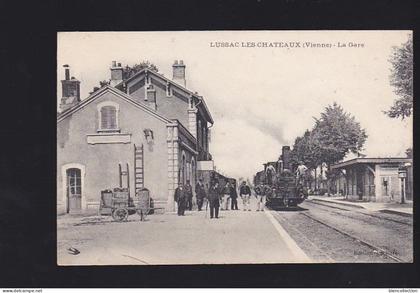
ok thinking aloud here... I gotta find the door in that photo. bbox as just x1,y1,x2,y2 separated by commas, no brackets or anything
67,168,82,213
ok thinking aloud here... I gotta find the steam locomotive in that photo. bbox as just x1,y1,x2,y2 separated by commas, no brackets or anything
254,148,307,208
267,170,307,207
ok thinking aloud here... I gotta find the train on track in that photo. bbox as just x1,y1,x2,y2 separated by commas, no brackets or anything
269,170,307,207
255,169,307,208
254,146,308,208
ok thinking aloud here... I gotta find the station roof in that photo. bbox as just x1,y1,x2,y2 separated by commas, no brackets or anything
331,157,412,169
117,68,214,124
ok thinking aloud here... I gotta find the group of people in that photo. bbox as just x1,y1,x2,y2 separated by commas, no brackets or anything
173,179,195,216
173,162,310,218
174,180,268,219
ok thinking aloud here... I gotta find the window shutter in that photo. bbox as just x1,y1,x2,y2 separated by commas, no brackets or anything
109,107,116,129
101,106,117,129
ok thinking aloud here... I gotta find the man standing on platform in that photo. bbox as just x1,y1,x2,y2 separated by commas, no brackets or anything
229,182,239,210
254,184,263,211
174,183,187,216
208,180,221,219
256,184,269,211
195,179,206,211
240,181,252,211
221,182,231,210
184,180,193,211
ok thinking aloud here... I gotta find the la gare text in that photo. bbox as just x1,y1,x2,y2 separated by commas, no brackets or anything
209,41,365,48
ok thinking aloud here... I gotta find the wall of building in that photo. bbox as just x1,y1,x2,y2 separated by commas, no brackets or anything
344,166,374,201
345,167,358,200
57,90,169,214
375,165,402,203
178,146,197,187
341,163,404,203
166,125,179,212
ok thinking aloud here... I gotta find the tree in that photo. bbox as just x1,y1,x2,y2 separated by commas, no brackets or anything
89,80,110,94
313,102,368,166
289,103,367,192
123,61,159,80
290,130,323,171
385,37,413,119
99,80,109,87
306,103,367,193
290,130,323,189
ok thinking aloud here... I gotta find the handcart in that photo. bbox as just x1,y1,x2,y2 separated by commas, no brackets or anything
99,187,157,222
99,163,162,222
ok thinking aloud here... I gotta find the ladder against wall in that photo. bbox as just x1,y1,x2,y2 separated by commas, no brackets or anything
134,144,144,194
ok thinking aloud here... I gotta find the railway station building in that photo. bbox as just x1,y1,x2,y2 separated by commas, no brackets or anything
57,60,217,214
330,157,413,203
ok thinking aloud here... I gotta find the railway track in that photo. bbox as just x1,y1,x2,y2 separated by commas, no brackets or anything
307,200,411,226
298,212,406,263
271,211,335,262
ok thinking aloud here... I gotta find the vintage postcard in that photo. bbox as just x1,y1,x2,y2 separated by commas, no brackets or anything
57,31,413,265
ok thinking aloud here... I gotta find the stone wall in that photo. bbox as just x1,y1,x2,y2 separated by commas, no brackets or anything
57,90,169,214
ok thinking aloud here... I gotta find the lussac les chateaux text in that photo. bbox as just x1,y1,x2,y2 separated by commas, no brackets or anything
209,41,364,48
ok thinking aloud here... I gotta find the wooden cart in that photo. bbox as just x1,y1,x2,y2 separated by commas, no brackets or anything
98,188,150,221
99,163,160,221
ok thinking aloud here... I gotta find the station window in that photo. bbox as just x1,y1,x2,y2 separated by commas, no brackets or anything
97,101,120,132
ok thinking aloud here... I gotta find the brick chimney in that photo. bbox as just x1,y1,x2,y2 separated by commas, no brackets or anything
60,65,80,112
172,60,186,87
110,61,123,87
282,146,291,171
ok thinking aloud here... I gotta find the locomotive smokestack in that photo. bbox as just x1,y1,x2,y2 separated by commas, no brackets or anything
282,146,291,171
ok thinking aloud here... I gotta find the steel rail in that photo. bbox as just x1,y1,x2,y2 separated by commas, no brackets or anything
299,212,406,263
307,200,411,226
273,211,335,262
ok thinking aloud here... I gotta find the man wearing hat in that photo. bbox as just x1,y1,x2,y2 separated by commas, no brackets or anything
229,182,239,210
239,181,252,211
174,183,187,216
184,179,193,211
195,178,207,211
254,183,266,211
208,180,221,219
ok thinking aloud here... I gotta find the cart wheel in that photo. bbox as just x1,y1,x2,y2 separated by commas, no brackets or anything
112,208,128,222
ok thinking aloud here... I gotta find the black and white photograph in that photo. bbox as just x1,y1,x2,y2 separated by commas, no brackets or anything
56,31,413,265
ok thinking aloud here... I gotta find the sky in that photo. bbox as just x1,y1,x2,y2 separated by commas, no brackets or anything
57,31,413,181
